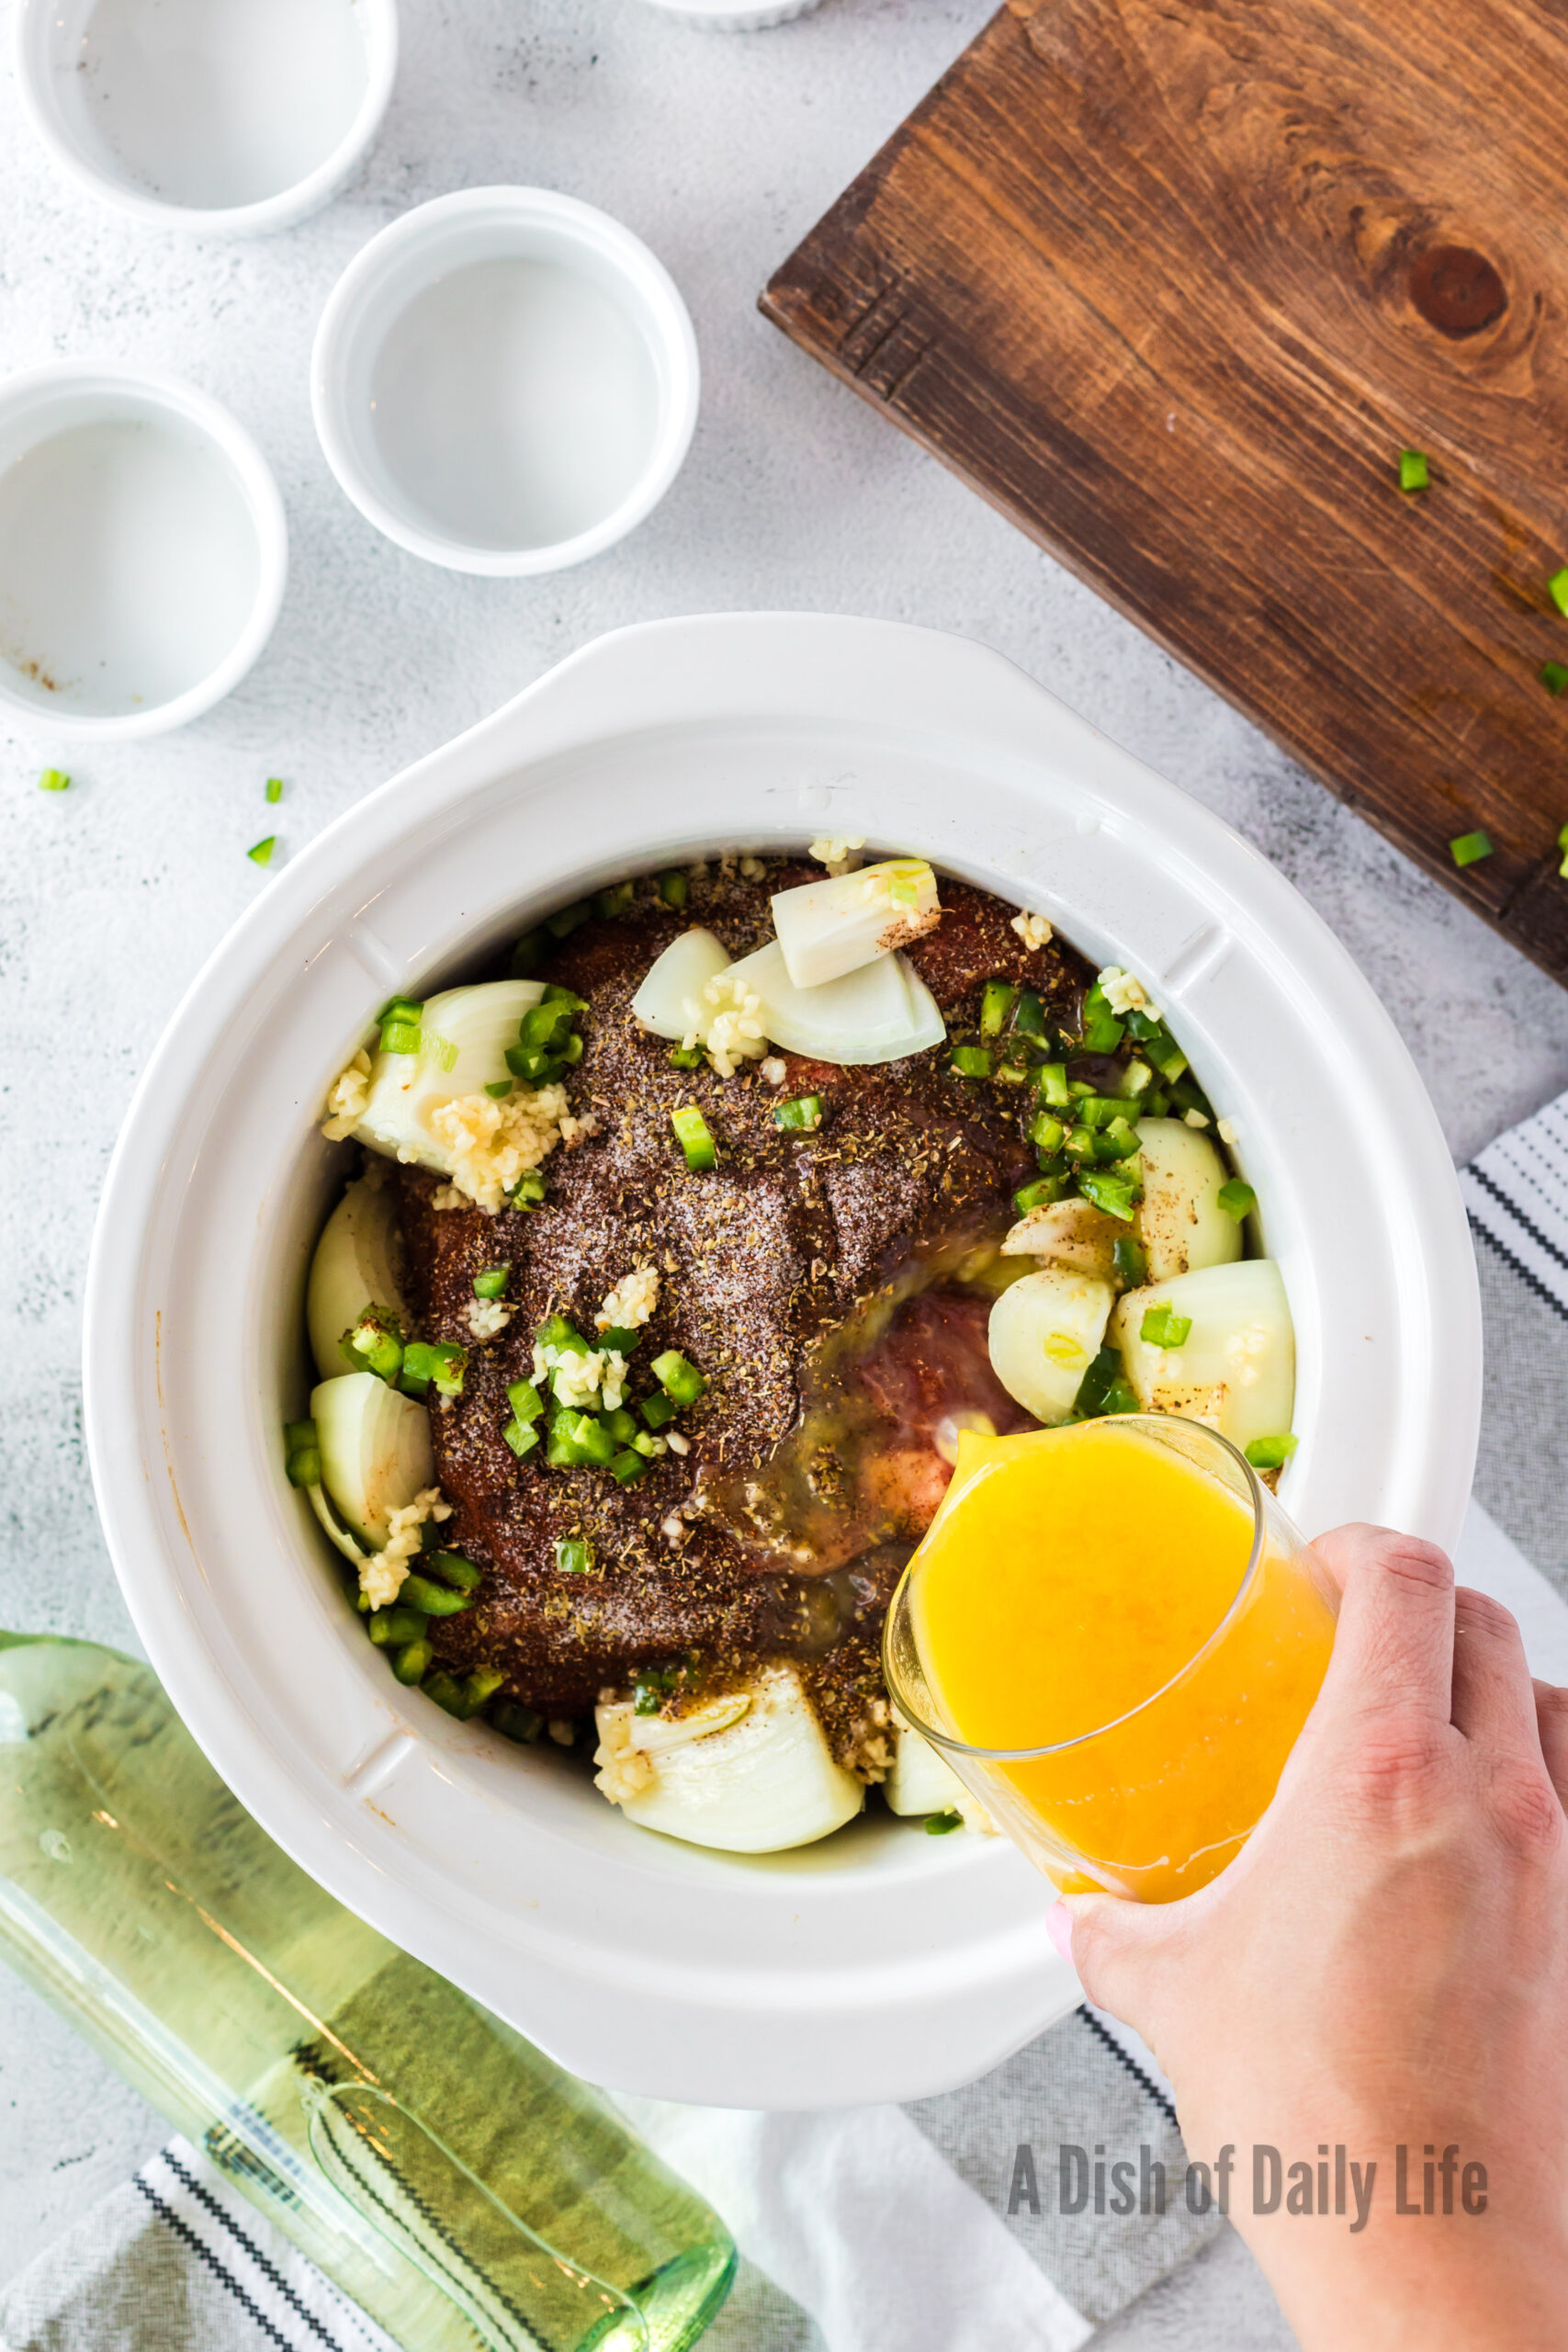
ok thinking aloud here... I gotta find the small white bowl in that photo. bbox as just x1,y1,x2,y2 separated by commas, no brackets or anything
637,0,826,24
311,187,700,577
0,363,288,741
12,0,398,237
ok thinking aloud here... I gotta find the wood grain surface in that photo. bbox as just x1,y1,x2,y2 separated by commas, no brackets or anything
761,0,1568,979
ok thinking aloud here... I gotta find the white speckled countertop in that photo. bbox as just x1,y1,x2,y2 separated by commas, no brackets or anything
3,1,1565,2341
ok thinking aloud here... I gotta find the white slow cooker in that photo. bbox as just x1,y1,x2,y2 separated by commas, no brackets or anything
83,615,1480,2109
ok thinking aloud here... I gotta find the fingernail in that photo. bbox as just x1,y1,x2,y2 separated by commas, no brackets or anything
1046,1900,1075,1962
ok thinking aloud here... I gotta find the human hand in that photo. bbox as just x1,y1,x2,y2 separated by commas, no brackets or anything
1060,1524,1568,2351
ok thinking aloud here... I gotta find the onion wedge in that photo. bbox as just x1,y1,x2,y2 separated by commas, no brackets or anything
305,1482,367,1566
987,1267,1116,1425
1134,1119,1245,1283
310,1372,435,1546
353,980,545,1173
1109,1260,1294,1450
629,928,732,1042
884,1724,971,1819
725,942,944,1066
307,1175,409,1380
771,859,941,988
593,1664,863,1852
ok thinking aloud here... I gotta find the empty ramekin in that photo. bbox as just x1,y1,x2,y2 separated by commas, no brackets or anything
310,187,701,577
12,0,398,236
637,0,826,24
0,363,288,741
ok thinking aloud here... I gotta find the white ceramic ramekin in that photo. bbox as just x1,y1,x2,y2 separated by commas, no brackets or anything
637,0,827,26
84,616,1480,2109
311,188,701,577
0,362,287,741
12,0,398,236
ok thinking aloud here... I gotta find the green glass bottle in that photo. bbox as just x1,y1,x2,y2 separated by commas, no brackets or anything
0,1632,735,2352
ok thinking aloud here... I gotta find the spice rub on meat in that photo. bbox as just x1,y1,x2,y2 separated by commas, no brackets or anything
396,864,1097,1763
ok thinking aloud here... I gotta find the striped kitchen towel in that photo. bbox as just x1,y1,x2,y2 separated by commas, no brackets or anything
1461,1087,1568,1318
7,1083,1568,2352
0,2143,398,2352
0,2005,1191,2352
1461,1088,1568,1611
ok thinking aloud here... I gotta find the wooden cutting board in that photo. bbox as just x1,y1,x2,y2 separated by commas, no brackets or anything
761,0,1568,981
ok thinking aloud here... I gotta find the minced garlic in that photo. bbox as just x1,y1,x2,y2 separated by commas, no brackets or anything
698,969,768,1080
431,1183,467,1212
1184,1108,1211,1130
536,1342,607,1411
593,1713,657,1803
467,1297,513,1341
738,854,766,881
1099,964,1161,1019
532,1338,627,1413
1010,910,1054,952
808,834,866,876
1217,1117,1240,1147
359,1486,450,1611
844,1690,894,1785
428,1084,570,1214
759,1056,786,1088
596,1263,660,1333
321,1049,372,1141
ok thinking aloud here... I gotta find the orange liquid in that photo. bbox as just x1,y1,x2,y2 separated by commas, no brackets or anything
908,1422,1336,1900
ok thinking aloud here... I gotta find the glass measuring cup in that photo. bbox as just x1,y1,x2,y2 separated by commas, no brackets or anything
884,1416,1338,1901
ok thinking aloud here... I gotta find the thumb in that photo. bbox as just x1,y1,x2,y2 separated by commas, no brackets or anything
1055,1890,1182,2037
